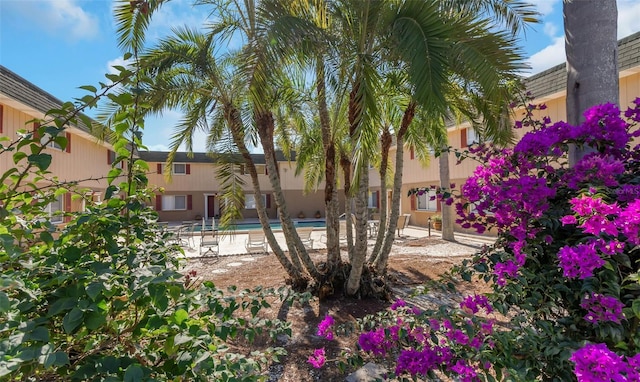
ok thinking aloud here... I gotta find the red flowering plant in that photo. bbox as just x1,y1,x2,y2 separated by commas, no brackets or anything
309,99,640,381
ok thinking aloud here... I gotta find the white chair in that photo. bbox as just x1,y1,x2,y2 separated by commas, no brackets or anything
297,227,314,251
245,230,268,255
338,220,349,245
199,227,219,257
397,213,411,237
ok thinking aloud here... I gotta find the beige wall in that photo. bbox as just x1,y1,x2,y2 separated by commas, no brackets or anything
1,101,116,220
148,159,335,222
394,69,640,230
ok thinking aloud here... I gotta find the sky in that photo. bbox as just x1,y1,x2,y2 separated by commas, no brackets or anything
2,0,640,153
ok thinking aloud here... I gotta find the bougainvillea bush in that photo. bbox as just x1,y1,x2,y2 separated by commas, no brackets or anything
311,99,640,381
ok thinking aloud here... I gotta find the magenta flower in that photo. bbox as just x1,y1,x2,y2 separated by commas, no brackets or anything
390,299,406,310
316,314,334,340
460,294,493,315
307,348,326,368
580,293,625,324
358,328,390,356
570,343,627,382
557,243,604,279
560,215,577,225
448,359,479,382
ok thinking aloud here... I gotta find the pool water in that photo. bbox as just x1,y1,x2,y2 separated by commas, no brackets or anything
195,220,326,232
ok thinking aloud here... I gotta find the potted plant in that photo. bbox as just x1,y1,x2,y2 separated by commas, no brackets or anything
314,210,322,218
298,211,306,219
431,214,442,230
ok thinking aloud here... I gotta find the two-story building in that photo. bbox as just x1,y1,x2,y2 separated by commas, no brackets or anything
4,31,640,231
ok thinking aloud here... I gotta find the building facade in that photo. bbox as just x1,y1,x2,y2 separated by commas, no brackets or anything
3,31,640,229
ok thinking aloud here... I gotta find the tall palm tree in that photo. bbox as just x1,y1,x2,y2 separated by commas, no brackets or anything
564,0,618,165
113,0,317,286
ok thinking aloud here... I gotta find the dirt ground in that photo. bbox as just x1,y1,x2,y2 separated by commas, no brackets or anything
181,237,490,381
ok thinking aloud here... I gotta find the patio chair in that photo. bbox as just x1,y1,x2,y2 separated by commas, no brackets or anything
397,213,411,237
183,222,197,248
319,220,350,245
246,230,268,255
167,224,191,246
338,220,349,245
297,227,314,251
199,226,219,257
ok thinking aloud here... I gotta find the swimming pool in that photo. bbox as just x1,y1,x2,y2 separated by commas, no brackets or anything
195,220,326,232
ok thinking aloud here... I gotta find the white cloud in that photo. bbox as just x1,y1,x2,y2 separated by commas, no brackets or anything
526,36,565,75
524,0,640,76
529,0,561,16
146,143,171,152
106,57,132,75
543,22,558,38
5,0,99,41
617,0,640,38
144,109,210,153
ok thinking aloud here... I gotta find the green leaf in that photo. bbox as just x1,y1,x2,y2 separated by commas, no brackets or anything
85,311,107,330
12,151,27,164
0,291,9,313
86,282,104,301
123,364,144,382
79,85,97,93
633,299,640,319
107,168,122,184
27,326,49,342
174,309,189,325
62,308,84,333
27,153,52,171
96,356,120,373
43,351,69,368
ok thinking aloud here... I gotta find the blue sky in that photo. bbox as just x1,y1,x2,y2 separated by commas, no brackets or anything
2,0,640,152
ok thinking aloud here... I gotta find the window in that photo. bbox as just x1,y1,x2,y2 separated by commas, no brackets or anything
173,163,186,174
162,195,187,210
107,150,123,169
245,194,267,209
35,122,70,152
416,189,438,211
157,163,190,175
368,191,379,208
467,127,480,146
45,194,64,223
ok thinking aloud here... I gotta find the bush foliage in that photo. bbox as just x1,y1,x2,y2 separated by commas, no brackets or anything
0,70,291,381
313,99,640,381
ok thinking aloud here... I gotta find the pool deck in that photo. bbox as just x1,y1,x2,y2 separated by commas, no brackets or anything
171,222,495,258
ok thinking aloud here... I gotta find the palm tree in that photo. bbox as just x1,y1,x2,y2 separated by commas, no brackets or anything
564,0,618,165
113,0,318,286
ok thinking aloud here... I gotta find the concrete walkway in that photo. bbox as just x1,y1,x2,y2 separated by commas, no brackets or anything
176,225,496,258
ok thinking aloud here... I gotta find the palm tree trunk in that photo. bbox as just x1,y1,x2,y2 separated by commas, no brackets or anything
369,127,392,262
346,157,370,296
316,59,340,267
255,109,321,280
374,101,415,274
340,154,354,260
225,104,305,283
439,145,455,241
564,0,618,166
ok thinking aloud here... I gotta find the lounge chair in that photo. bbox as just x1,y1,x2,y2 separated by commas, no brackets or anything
397,213,411,237
246,230,268,255
338,220,349,245
319,220,350,245
199,226,219,257
297,227,314,251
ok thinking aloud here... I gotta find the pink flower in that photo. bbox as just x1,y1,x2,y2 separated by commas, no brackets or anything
316,314,334,340
307,348,326,368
